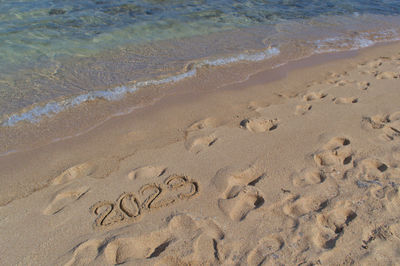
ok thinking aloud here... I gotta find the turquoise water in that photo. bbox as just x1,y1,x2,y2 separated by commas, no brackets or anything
2,0,400,125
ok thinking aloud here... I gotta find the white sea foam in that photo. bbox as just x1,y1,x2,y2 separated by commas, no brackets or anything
200,47,280,66
4,85,138,126
314,28,400,53
2,47,280,126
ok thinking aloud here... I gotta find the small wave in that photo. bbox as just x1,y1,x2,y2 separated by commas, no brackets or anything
314,28,400,53
3,85,139,126
200,47,280,66
2,46,280,127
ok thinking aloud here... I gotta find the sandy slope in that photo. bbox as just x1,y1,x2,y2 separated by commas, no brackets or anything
1,43,400,265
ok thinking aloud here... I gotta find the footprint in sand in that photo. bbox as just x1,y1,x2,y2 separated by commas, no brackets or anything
358,59,383,73
43,186,90,215
334,80,351,87
185,117,219,153
240,117,278,133
186,117,218,133
374,71,399,80
362,113,390,129
52,157,120,185
329,78,356,87
184,133,218,154
295,104,312,115
313,201,356,249
357,58,400,80
282,195,328,218
64,239,103,266
292,168,326,187
218,186,264,221
247,235,283,266
52,162,95,185
333,97,358,104
192,233,219,264
359,222,400,265
211,162,266,221
65,214,224,265
325,72,352,86
313,137,353,176
390,223,400,240
281,177,339,220
375,185,400,213
357,58,387,76
302,92,327,102
211,162,266,199
127,166,167,180
381,124,400,141
369,184,397,203
357,81,370,90
322,136,351,150
354,158,388,182
363,111,400,141
361,224,393,251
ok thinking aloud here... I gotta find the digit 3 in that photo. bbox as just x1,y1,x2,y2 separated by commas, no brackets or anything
177,180,199,200
164,175,187,189
164,175,199,200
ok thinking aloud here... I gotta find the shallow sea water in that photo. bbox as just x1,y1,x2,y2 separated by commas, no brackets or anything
1,0,400,125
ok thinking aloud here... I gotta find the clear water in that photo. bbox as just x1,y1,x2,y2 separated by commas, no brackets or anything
1,0,400,125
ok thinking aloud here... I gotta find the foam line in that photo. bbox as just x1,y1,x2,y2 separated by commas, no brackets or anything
2,47,280,127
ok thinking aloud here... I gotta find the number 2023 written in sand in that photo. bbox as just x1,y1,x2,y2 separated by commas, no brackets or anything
90,175,199,228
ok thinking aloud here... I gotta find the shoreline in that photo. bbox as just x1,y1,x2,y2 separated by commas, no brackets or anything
1,39,400,264
2,14,400,128
0,40,393,157
1,41,399,206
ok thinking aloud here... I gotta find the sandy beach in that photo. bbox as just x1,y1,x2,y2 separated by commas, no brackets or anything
1,41,400,265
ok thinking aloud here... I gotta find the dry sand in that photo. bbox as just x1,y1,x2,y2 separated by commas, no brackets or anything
1,42,400,265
